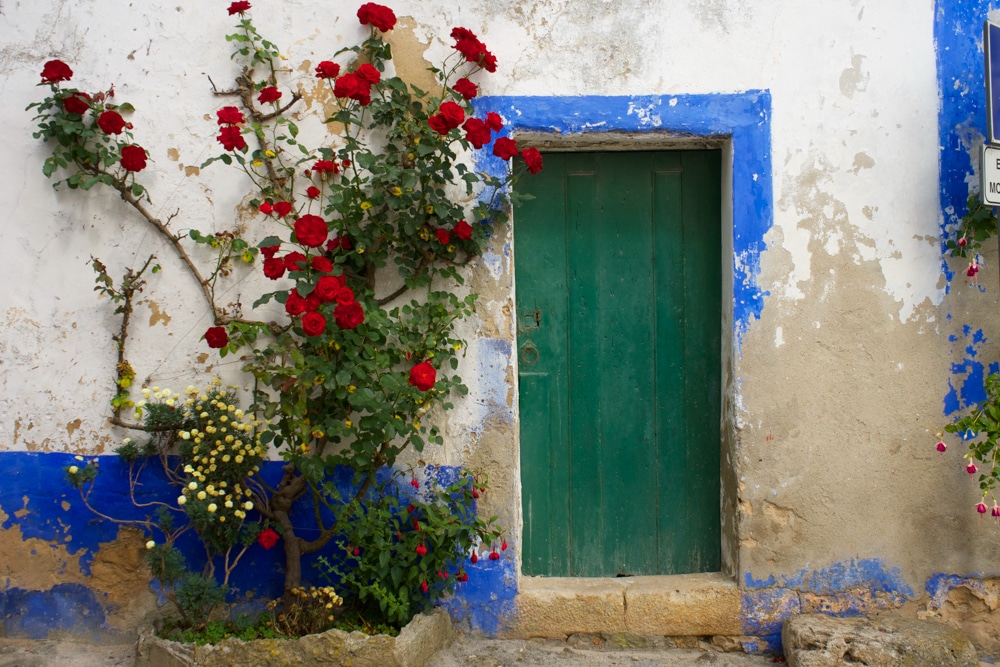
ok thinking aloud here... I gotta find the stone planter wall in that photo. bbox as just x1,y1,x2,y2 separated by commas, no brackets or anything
135,608,452,667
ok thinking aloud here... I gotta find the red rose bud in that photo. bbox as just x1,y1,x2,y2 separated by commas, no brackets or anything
416,543,427,556
471,551,478,564
936,441,947,452
436,228,450,245
273,201,292,217
313,159,336,174
315,61,341,79
967,462,978,474
489,549,499,561
41,59,73,83
472,488,479,499
306,185,321,199
978,502,989,514
120,144,147,172
204,326,229,349
228,1,251,15
409,362,436,391
257,86,281,104
357,2,397,31
421,581,428,593
411,477,420,489
97,110,126,135
256,527,280,549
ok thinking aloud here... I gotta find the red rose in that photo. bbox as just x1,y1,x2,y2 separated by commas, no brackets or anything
311,256,332,273
435,228,450,245
261,244,280,259
335,286,355,305
334,301,365,329
204,326,229,349
313,159,336,174
256,527,279,550
257,86,281,104
217,125,246,151
452,78,478,100
485,112,503,132
315,275,345,302
120,145,147,172
259,201,273,215
262,257,285,280
301,311,327,337
294,215,328,248
462,117,491,149
409,362,436,391
216,106,245,125
284,252,307,271
306,186,321,199
96,110,126,135
492,136,518,160
41,59,73,83
228,1,251,15
285,290,308,316
355,63,381,85
450,27,497,72
61,92,91,115
357,2,397,31
273,201,292,217
334,73,372,105
521,147,543,174
454,220,473,241
428,101,465,135
315,61,341,79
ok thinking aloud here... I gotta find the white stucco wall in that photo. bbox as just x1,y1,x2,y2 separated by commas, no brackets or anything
2,0,996,605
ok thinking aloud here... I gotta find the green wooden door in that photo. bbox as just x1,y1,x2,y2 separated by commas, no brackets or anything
516,150,721,577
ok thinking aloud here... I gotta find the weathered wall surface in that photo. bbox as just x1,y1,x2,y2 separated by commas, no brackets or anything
2,0,1000,653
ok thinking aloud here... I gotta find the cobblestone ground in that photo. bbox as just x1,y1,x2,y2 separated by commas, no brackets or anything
0,635,782,667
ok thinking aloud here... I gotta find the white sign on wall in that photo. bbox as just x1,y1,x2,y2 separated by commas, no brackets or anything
983,144,1000,206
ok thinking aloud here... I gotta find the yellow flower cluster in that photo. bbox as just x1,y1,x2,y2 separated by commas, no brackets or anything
176,381,265,525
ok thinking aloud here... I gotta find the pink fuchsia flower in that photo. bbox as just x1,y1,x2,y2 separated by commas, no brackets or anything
41,59,73,83
958,236,968,248
967,462,978,474
489,549,500,560
936,441,947,452
415,543,427,556
992,505,1000,517
977,502,988,514
967,262,980,278
411,477,420,489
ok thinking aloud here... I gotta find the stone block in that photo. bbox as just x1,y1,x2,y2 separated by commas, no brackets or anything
782,613,979,667
502,577,628,638
625,572,742,636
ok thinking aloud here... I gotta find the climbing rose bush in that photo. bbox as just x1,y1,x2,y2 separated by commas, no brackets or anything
30,0,537,631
